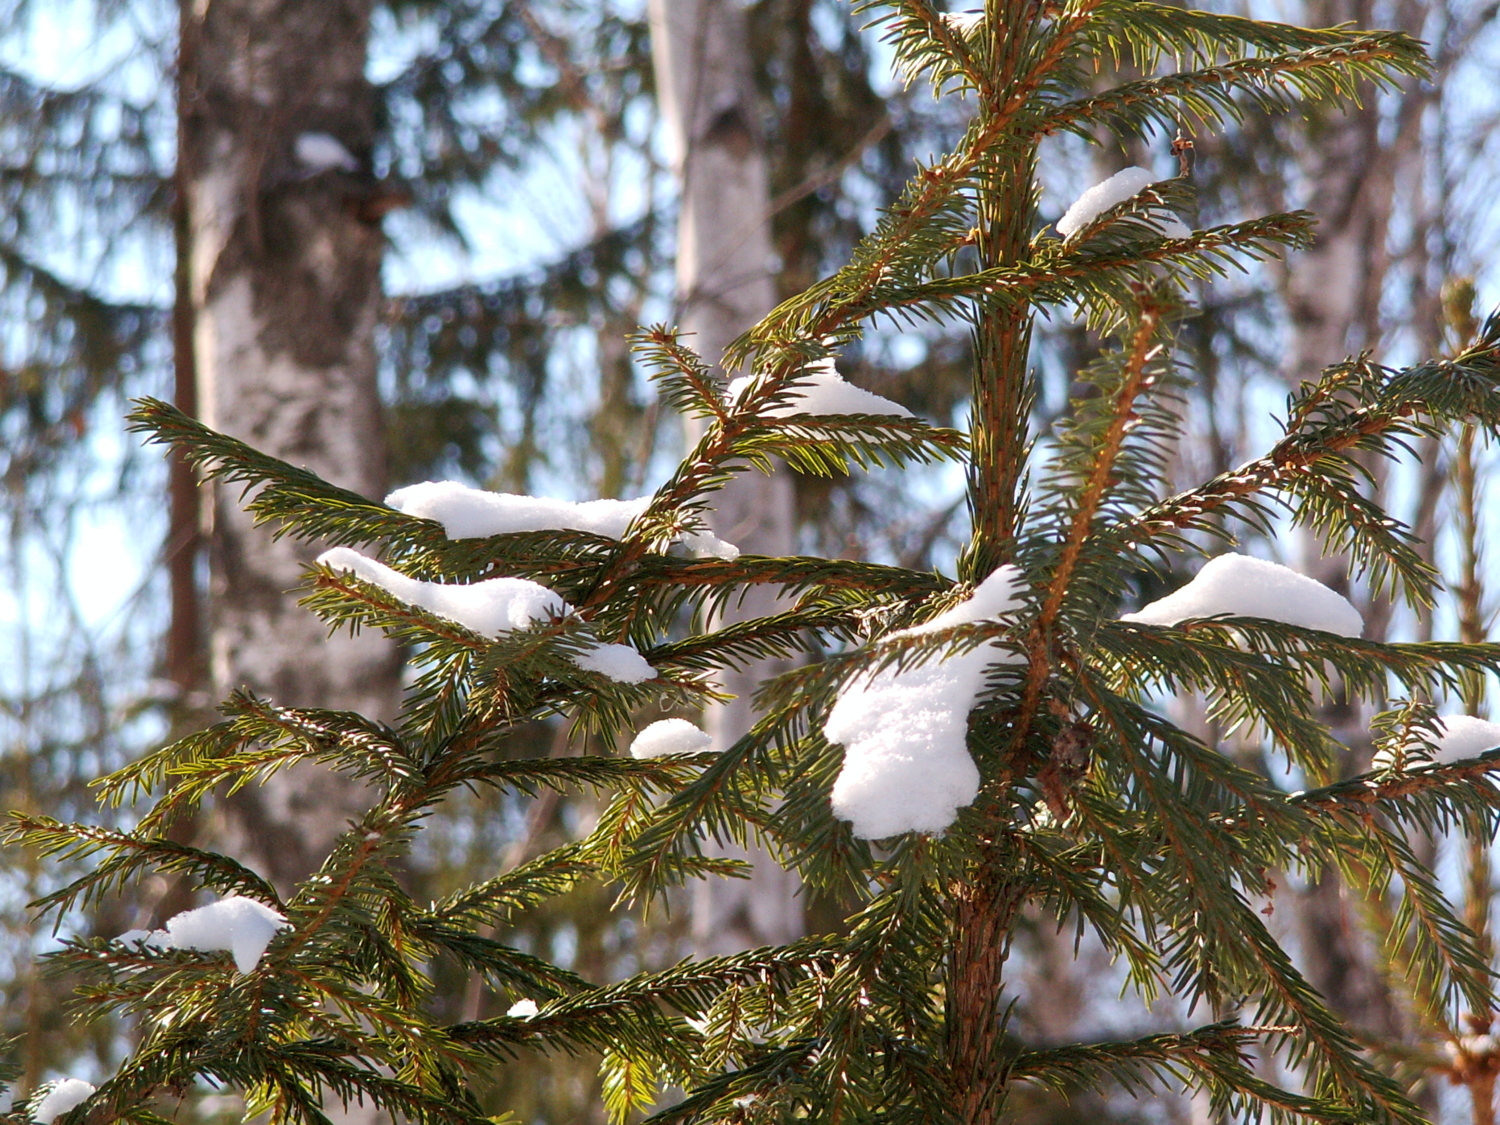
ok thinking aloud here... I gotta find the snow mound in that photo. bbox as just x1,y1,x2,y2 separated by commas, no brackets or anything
826,566,1027,838
507,998,540,1018
1376,714,1500,770
1057,166,1191,241
388,481,646,539
631,718,714,759
318,548,656,683
163,895,289,975
1429,715,1500,762
294,132,359,173
386,481,739,561
319,547,567,633
32,1080,96,1125
728,358,912,419
942,10,984,33
571,643,658,685
1121,554,1363,638
116,928,169,951
678,528,741,562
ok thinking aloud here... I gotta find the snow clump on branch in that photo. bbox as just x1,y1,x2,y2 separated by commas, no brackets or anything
162,895,290,975
31,1080,96,1125
941,10,984,34
317,547,656,684
385,481,739,561
1057,166,1192,241
1373,714,1500,770
1121,553,1363,637
630,718,714,758
507,998,540,1018
727,357,913,419
825,565,1027,839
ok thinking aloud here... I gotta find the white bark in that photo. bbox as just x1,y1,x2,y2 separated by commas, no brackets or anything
184,0,401,895
650,0,803,955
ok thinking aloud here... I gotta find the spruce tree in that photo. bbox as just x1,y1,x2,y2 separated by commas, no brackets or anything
11,2,1500,1123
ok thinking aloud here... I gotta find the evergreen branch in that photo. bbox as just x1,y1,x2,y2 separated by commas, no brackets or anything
448,940,836,1064
646,606,858,673
11,816,280,915
907,213,1314,317
1040,301,1163,636
438,754,714,800
1290,753,1500,819
1077,682,1424,1123
634,327,730,423
724,0,1107,373
1036,35,1429,141
1125,330,1500,599
640,1040,820,1125
1357,828,1494,1017
1084,1,1411,67
730,414,969,475
128,399,420,548
381,919,587,997
1008,1021,1364,1124
426,847,592,927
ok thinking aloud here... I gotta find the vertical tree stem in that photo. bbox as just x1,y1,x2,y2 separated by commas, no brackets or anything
949,6,1044,1121
948,845,1027,1125
964,0,1040,581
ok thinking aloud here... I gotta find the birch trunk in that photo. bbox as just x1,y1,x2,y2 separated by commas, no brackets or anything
649,0,803,955
180,0,401,895
1282,0,1430,1056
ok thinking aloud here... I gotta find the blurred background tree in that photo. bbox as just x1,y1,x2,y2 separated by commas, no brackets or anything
2,0,1498,1121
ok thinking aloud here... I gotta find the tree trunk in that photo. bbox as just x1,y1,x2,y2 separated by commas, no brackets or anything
181,0,401,895
1282,0,1430,1064
649,0,803,955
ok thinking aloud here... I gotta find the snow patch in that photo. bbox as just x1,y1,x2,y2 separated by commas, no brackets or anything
630,718,714,759
679,529,741,561
728,358,912,419
32,1080,95,1125
1429,715,1500,763
116,928,169,951
1057,166,1191,241
294,132,360,173
164,895,290,975
942,10,984,33
507,998,540,1018
319,547,567,634
1375,714,1500,770
826,566,1027,838
571,643,658,685
386,481,739,561
1121,554,1363,638
317,548,656,683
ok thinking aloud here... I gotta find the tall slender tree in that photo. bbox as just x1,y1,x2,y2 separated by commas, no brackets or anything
651,0,804,954
178,0,404,893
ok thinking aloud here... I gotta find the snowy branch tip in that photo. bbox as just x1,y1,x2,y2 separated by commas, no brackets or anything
1057,166,1192,242
386,481,739,561
316,547,656,684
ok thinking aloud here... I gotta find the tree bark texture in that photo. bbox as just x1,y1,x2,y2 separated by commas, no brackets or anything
181,0,401,895
650,0,804,955
1283,0,1430,1054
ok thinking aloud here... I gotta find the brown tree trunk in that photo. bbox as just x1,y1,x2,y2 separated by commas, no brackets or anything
180,0,401,895
649,0,803,955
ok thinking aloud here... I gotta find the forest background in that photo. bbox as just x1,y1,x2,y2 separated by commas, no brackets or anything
1,0,1499,1121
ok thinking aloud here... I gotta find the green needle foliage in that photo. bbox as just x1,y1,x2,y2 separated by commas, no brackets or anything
9,2,1500,1123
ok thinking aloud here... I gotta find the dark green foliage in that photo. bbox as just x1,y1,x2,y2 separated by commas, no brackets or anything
12,3,1500,1124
